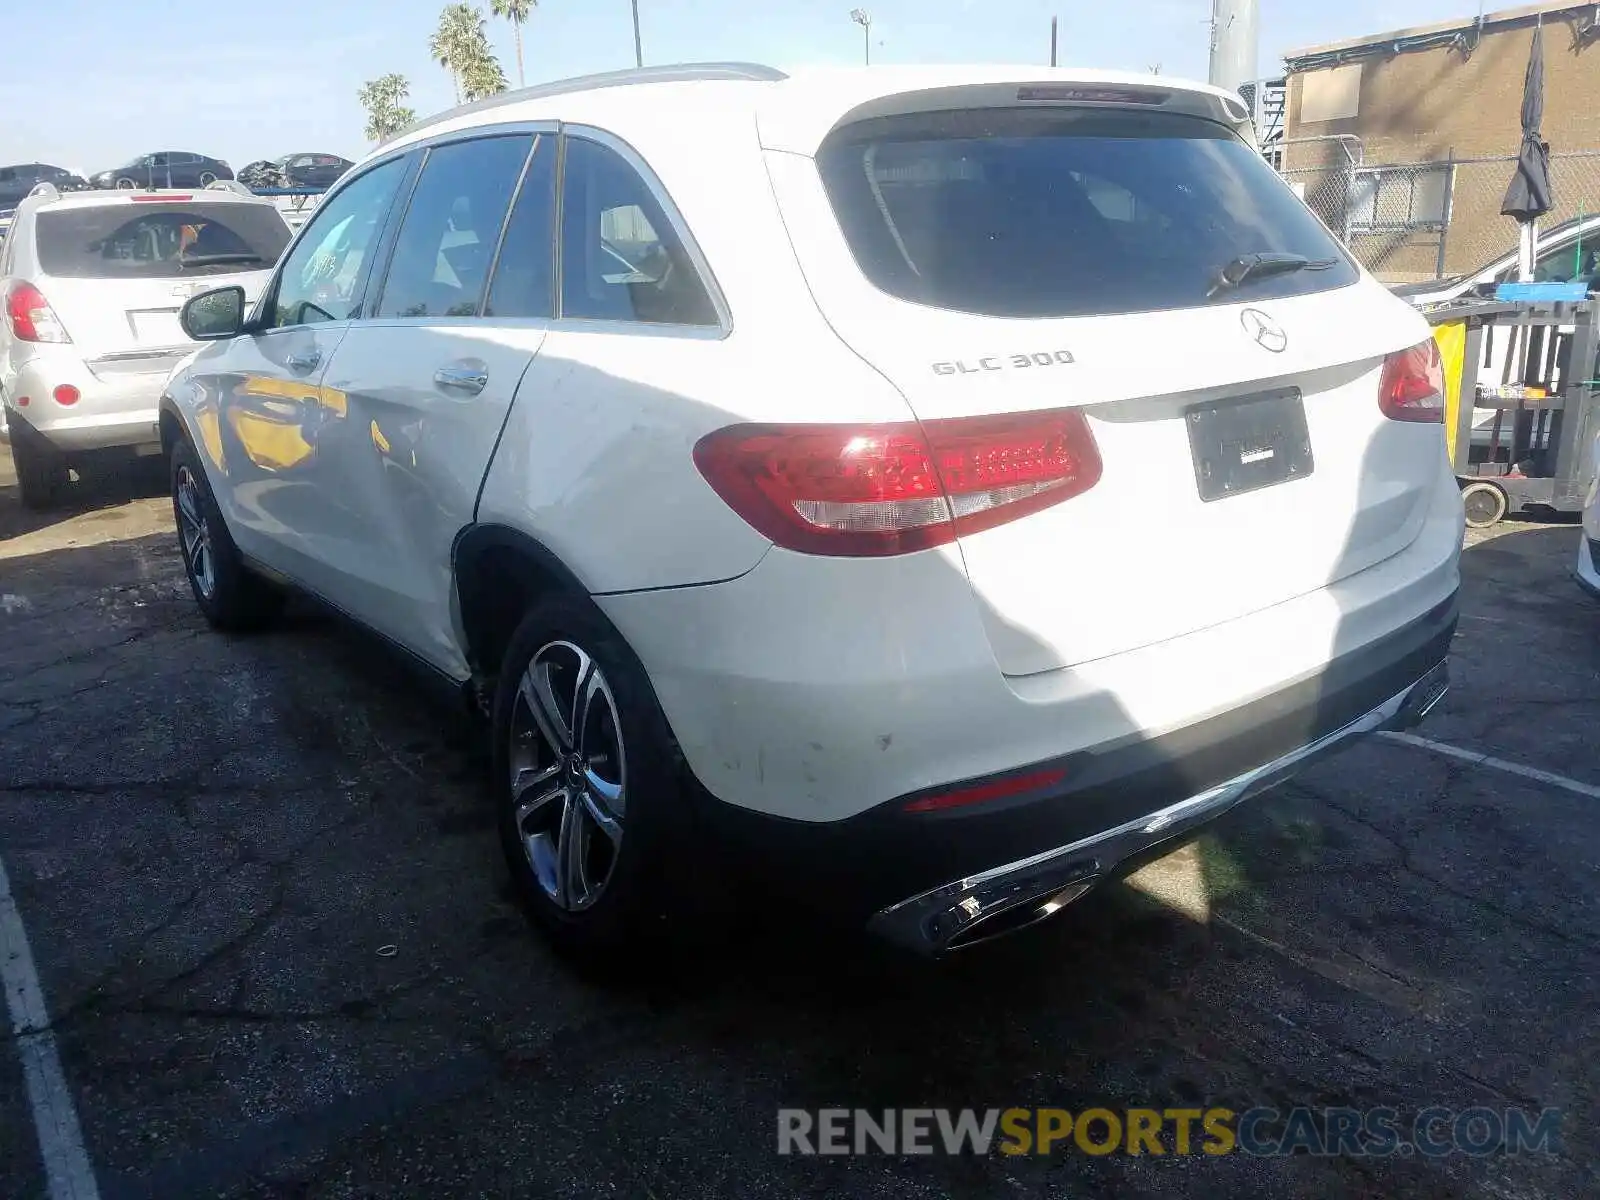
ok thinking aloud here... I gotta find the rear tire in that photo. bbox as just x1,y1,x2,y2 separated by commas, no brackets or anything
199,172,217,186
491,594,689,969
9,426,68,510
114,177,136,190
170,438,284,631
1461,481,1508,529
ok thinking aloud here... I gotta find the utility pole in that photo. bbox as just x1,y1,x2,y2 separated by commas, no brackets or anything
1050,16,1058,66
850,8,872,65
1208,0,1259,94
631,0,643,68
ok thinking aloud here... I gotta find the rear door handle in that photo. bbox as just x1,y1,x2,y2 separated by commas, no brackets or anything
434,364,488,395
286,350,321,372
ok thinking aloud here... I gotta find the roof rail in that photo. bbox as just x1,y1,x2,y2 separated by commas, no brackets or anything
380,62,788,147
26,181,61,203
204,179,255,197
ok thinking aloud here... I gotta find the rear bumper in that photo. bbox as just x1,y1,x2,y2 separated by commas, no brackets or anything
696,591,1457,953
868,658,1449,953
3,354,164,451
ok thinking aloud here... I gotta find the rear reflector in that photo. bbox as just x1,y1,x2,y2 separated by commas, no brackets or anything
903,767,1068,813
52,384,80,406
15,395,28,407
693,410,1102,556
1378,339,1446,423
5,282,70,343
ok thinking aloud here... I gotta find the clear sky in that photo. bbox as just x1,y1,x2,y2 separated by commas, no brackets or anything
1,0,1481,174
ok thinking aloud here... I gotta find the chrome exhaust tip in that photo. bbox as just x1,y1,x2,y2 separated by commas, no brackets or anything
1393,661,1450,730
941,879,1097,951
869,857,1102,956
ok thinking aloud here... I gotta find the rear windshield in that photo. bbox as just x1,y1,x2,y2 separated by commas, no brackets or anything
817,108,1358,318
35,203,291,279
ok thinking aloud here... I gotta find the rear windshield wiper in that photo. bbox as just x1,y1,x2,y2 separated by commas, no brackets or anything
180,252,267,267
1206,252,1337,299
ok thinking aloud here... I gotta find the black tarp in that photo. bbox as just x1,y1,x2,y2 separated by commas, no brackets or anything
1501,24,1554,221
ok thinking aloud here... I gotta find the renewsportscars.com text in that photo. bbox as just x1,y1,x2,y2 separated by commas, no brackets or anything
776,1106,1562,1158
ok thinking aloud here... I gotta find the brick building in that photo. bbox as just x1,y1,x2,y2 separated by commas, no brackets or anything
1281,1,1600,281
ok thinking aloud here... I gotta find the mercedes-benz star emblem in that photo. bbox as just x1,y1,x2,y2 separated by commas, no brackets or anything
1240,308,1287,353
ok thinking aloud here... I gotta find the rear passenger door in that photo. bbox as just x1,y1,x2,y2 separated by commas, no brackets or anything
310,129,555,673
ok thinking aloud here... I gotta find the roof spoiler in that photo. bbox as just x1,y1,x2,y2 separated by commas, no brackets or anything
204,179,255,198
26,181,60,203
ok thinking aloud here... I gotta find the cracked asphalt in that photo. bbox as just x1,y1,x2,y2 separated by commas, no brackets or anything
2,453,1599,1199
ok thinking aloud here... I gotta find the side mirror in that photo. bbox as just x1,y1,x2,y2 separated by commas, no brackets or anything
181,286,246,341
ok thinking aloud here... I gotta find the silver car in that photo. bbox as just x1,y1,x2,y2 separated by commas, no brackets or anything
1,181,290,507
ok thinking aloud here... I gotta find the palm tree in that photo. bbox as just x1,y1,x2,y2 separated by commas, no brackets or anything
490,0,535,88
430,3,485,104
358,74,416,143
462,53,510,102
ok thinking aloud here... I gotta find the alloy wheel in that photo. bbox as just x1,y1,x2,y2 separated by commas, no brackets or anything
508,640,627,911
174,465,216,599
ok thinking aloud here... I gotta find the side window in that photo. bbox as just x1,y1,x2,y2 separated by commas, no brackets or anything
1533,236,1599,284
269,156,407,329
558,136,718,326
377,135,532,319
483,133,557,319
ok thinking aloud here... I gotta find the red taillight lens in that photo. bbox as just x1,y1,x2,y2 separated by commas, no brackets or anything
131,193,192,202
693,410,1102,557
52,384,80,406
1379,339,1445,423
5,282,70,343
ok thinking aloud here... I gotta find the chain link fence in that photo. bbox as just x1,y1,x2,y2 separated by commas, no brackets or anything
1280,139,1600,283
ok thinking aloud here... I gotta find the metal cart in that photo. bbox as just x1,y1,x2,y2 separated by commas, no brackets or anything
1425,298,1600,527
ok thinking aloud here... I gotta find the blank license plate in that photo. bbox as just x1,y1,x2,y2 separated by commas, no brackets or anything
1185,388,1313,502
128,309,183,344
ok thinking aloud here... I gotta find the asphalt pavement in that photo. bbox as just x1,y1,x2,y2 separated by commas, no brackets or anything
1,453,1598,1199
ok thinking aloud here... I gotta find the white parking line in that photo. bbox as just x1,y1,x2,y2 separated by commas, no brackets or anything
1378,730,1600,801
0,854,100,1200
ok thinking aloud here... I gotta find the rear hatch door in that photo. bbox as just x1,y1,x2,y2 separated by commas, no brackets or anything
31,198,291,377
769,100,1442,676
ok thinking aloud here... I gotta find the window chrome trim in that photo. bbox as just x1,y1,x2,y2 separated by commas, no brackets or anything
555,123,732,337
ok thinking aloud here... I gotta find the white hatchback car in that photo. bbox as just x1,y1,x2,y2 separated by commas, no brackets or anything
1,182,290,506
161,64,1464,959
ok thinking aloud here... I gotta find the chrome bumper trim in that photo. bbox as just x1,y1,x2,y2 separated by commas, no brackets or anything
868,660,1450,956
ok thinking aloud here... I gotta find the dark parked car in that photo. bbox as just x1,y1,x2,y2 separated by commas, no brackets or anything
89,152,233,190
277,152,353,188
0,163,89,211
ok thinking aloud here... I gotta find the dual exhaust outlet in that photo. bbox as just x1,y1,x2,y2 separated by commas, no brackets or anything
870,661,1450,955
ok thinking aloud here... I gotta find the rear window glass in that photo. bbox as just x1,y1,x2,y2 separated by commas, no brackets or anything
817,109,1358,318
35,203,291,279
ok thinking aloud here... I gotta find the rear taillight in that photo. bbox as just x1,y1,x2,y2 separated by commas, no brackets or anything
5,282,70,343
52,384,80,406
693,410,1102,557
1379,339,1445,423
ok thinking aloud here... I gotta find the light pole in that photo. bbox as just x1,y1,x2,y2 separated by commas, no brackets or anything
850,8,872,65
631,0,643,68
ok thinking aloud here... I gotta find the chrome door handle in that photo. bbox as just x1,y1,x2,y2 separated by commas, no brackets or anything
434,365,488,394
286,350,321,372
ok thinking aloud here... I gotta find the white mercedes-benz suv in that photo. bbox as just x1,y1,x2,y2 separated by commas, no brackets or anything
160,64,1463,960
2,182,291,506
